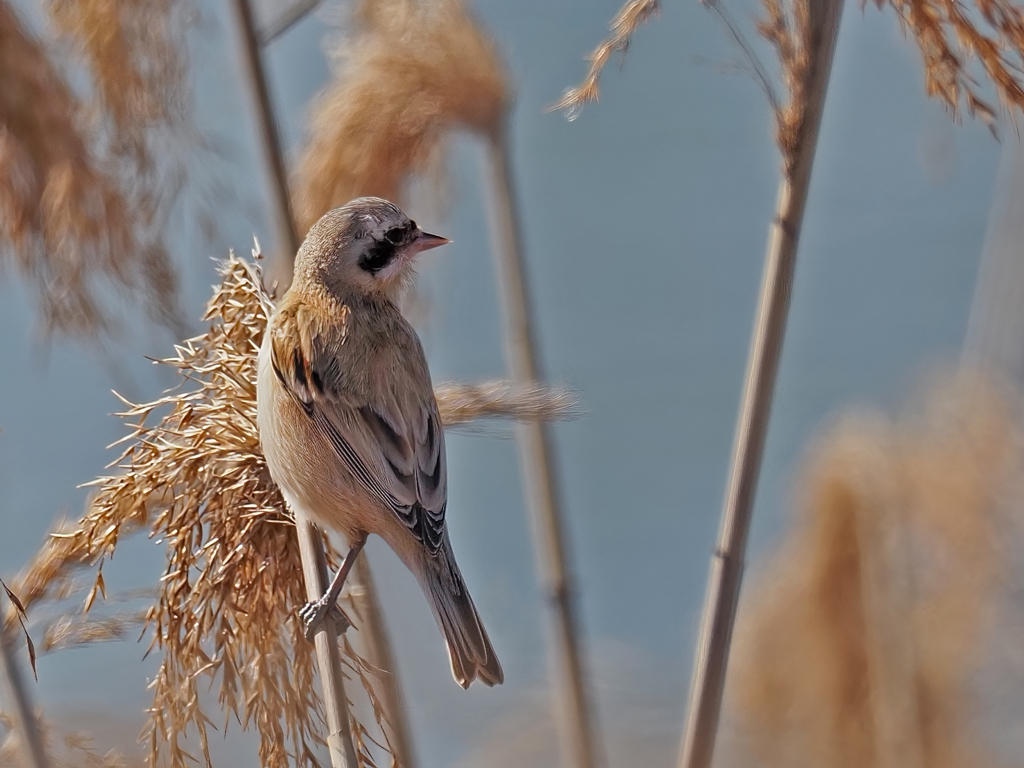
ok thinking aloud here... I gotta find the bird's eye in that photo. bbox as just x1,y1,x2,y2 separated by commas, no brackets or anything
384,227,405,245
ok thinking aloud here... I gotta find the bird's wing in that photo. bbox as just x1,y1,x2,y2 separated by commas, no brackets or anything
269,299,448,555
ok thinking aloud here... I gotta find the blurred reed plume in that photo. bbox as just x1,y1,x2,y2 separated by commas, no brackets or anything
1,713,127,768
47,0,192,168
727,372,1024,768
436,381,578,427
293,0,508,234
0,0,191,338
9,252,575,768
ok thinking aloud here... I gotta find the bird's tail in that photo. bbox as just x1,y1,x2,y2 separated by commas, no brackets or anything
420,539,503,688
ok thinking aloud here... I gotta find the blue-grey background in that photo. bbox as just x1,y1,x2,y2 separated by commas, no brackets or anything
0,0,1005,765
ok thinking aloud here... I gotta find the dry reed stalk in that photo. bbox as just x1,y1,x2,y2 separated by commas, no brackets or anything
292,0,508,236
727,372,1023,768
482,125,600,768
678,4,843,768
9,252,577,768
549,0,660,118
0,0,187,338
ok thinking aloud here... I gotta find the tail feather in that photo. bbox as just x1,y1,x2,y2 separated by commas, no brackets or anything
422,543,503,688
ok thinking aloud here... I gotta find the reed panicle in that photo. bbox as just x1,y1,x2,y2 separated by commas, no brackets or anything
560,0,1024,137
0,0,191,339
293,0,508,234
874,0,1024,125
549,0,660,119
727,372,1024,768
9,251,576,768
46,0,192,170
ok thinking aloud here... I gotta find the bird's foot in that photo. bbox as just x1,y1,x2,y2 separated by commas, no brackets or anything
300,595,351,642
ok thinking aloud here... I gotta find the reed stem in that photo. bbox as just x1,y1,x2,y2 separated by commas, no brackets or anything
677,3,844,767
1,595,51,768
482,121,600,768
229,3,362,766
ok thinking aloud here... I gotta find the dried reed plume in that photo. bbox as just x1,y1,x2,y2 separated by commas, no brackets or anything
549,0,660,119
1,712,127,768
293,0,508,233
436,381,578,426
0,0,189,338
876,0,1024,125
727,372,1024,768
758,0,816,169
561,0,1024,144
46,0,192,169
11,251,576,768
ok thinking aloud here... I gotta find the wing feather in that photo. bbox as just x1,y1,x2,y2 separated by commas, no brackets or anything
269,297,448,554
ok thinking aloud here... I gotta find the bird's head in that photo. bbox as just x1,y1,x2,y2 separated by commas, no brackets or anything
295,197,449,299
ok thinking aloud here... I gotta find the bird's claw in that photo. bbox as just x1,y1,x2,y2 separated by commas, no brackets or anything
300,596,351,641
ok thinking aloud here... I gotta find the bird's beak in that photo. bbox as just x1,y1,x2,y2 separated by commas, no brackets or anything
409,230,451,255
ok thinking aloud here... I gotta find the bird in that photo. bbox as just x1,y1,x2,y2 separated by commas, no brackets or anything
256,196,503,688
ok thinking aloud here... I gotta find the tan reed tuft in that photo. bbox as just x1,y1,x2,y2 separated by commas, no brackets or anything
758,0,815,170
293,0,509,234
873,0,1024,125
1,711,128,768
0,0,189,338
46,0,192,169
727,372,1024,768
549,0,660,119
9,251,577,768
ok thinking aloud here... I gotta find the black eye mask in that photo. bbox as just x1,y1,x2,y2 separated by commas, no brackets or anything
358,237,398,275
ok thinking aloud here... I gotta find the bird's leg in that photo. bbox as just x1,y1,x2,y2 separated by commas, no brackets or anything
300,532,368,641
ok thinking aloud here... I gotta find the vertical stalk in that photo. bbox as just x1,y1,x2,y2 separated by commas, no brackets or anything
677,3,844,768
295,514,358,768
1,598,51,768
349,557,417,768
228,0,300,265
481,121,600,768
229,3,377,767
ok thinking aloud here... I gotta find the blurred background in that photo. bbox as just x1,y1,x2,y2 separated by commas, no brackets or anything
2,0,1023,766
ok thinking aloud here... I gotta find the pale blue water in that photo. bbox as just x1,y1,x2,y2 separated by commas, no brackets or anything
0,1,1001,766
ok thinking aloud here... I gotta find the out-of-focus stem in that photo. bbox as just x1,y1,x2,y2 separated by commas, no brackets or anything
677,3,844,768
228,0,300,266
481,120,601,768
349,557,417,768
1,595,51,768
230,4,356,767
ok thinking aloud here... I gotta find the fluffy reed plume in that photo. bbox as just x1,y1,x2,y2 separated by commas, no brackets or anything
10,251,576,768
40,611,148,654
1,712,127,768
727,373,1024,768
46,0,191,169
549,0,660,119
293,0,508,233
436,381,578,426
0,0,187,338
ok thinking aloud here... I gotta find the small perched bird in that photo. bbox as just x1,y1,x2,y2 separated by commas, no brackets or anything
257,197,503,688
